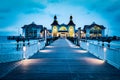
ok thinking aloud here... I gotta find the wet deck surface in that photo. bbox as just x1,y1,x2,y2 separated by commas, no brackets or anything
1,39,120,80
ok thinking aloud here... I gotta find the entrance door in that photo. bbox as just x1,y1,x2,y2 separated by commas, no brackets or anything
60,33,66,38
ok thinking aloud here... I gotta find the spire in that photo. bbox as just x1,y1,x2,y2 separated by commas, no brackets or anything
32,21,35,24
68,15,75,26
70,15,73,20
54,15,57,20
51,15,59,26
92,22,96,24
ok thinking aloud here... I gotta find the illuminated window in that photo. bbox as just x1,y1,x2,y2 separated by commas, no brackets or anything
59,26,67,31
53,26,57,32
69,26,74,37
90,26,102,37
52,26,58,36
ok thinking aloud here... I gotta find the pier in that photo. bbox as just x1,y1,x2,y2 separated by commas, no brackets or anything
0,38,120,80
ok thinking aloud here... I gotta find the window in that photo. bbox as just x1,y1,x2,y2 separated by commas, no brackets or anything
90,26,102,37
53,26,58,32
52,26,58,37
59,26,67,31
69,26,74,37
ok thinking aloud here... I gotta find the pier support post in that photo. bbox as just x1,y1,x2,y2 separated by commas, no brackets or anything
27,39,30,45
107,42,110,48
23,39,25,46
102,41,104,47
16,40,19,51
77,27,81,46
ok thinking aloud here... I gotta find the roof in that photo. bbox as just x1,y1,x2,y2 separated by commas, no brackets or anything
68,20,75,26
22,22,43,29
68,16,75,26
84,22,106,30
51,20,59,26
51,15,59,26
59,23,68,27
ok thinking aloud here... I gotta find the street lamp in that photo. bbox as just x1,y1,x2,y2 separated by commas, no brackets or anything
23,46,27,59
103,47,107,61
43,27,47,41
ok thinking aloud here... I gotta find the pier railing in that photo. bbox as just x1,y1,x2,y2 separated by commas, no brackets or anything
80,40,120,69
0,40,45,63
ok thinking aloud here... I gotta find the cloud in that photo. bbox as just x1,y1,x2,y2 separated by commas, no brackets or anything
47,0,61,3
0,0,120,36
0,0,46,28
115,14,120,22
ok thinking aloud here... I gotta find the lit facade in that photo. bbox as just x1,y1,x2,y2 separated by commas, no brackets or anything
51,15,75,38
83,22,106,38
22,22,43,38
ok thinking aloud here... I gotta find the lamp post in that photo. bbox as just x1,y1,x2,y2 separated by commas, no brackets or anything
38,41,40,51
23,46,27,59
77,27,81,46
87,42,89,51
44,27,47,45
103,47,107,61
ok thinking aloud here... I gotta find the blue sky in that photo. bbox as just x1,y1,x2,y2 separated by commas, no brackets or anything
0,0,120,36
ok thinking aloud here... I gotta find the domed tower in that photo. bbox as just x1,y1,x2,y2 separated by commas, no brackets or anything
68,15,75,37
51,15,59,37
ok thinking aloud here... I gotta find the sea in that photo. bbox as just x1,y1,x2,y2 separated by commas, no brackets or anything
0,36,38,54
0,36,120,54
0,36,19,54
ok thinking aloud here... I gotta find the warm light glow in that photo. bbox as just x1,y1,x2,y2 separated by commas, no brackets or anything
66,39,79,48
21,59,45,66
81,57,105,65
74,50,88,53
52,26,58,37
53,26,57,32
39,50,53,53
59,26,67,31
69,26,74,37
90,26,102,37
81,31,83,33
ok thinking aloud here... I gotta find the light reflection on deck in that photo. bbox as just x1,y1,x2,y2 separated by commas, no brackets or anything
39,50,53,53
74,50,88,53
80,57,105,65
46,46,55,48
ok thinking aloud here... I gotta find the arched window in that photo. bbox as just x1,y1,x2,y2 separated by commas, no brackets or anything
69,26,74,37
52,26,58,36
53,26,58,32
59,26,67,31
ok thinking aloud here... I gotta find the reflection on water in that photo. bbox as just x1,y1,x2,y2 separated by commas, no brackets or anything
0,36,38,54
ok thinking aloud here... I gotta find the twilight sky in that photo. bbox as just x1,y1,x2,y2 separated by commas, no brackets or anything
0,0,120,36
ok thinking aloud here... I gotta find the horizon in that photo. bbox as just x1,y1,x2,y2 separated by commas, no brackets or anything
0,0,120,36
